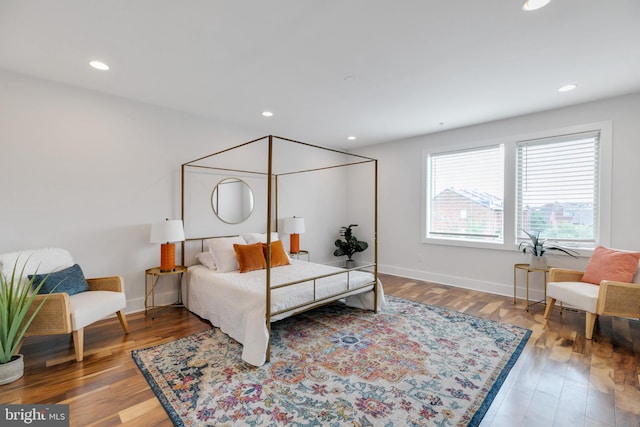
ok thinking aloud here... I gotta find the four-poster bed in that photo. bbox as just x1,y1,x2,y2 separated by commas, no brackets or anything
180,135,382,366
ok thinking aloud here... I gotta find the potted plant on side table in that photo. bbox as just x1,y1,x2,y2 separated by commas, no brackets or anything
334,224,368,268
0,258,55,385
518,229,578,269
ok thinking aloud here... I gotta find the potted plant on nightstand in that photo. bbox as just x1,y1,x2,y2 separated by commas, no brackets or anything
334,224,368,268
0,258,54,385
518,229,578,269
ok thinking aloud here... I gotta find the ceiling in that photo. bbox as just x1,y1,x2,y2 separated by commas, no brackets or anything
1,0,639,149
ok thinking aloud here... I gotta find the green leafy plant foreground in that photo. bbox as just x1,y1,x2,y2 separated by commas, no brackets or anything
0,258,55,364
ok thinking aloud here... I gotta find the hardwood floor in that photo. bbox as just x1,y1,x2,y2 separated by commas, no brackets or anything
1,273,638,426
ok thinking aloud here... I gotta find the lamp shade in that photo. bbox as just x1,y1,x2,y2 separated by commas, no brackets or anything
282,217,305,235
150,219,185,243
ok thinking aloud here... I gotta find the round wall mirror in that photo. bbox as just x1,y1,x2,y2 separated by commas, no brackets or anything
210,178,254,224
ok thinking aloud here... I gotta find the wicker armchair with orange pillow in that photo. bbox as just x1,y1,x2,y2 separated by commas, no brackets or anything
543,246,640,339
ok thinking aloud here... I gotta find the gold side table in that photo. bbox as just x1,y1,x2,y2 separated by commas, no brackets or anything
513,263,552,311
145,265,188,318
289,250,310,261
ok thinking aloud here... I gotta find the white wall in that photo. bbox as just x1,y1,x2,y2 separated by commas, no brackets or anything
275,146,353,265
0,69,260,311
352,92,640,300
0,69,353,312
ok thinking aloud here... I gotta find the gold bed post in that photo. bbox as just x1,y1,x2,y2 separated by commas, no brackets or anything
265,136,274,363
374,159,379,313
181,164,185,267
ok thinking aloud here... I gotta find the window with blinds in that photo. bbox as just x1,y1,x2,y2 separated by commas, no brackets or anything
427,145,504,242
516,131,600,244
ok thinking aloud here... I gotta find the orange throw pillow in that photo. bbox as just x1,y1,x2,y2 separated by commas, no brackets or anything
581,246,640,285
233,243,266,273
261,240,290,267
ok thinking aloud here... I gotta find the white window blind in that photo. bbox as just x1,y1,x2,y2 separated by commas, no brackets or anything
516,131,600,244
427,145,504,242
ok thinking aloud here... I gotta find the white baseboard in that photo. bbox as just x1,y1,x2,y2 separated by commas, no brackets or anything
377,263,546,302
124,290,179,315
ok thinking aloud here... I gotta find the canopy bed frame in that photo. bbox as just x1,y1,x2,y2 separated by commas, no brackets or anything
180,135,379,365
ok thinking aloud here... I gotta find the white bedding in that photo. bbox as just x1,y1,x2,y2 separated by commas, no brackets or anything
185,260,385,366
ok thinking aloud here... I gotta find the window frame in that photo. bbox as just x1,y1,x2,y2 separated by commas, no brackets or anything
424,143,505,247
421,121,612,255
515,130,601,246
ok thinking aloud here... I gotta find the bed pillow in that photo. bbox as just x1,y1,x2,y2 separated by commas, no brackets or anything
29,263,89,295
242,232,292,262
261,240,290,267
207,236,246,273
581,246,640,285
195,252,216,270
234,243,267,273
241,232,280,245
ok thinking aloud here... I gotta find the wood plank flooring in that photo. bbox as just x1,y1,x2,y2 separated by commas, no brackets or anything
1,273,638,426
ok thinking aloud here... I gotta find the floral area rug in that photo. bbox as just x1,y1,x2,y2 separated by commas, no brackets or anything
132,296,530,426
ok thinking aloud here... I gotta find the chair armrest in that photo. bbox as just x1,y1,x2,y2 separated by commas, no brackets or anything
597,280,640,317
25,293,72,335
87,276,124,292
549,268,584,282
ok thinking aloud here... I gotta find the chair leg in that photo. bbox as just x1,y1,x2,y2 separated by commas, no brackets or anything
117,310,130,334
585,312,597,340
543,298,556,319
73,328,84,362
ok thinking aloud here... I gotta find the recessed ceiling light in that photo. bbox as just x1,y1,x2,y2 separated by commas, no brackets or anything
89,60,109,71
262,111,273,117
558,84,577,92
347,136,356,140
522,0,551,11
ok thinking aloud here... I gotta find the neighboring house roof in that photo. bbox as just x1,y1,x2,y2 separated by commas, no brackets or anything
435,188,503,211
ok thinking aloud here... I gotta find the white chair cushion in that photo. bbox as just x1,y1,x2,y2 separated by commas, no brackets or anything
69,291,126,330
547,281,599,313
0,248,74,278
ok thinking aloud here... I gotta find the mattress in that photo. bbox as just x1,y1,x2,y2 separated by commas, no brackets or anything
185,260,385,366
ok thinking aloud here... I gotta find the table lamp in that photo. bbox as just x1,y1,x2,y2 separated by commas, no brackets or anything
282,216,305,254
150,219,185,271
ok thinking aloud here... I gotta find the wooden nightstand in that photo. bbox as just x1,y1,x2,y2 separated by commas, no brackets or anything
145,265,188,318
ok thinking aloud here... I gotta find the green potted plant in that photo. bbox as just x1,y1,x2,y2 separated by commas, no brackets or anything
518,229,578,269
0,258,54,384
334,224,368,268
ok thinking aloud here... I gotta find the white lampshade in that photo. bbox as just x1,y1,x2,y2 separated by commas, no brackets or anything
282,217,305,234
150,219,185,243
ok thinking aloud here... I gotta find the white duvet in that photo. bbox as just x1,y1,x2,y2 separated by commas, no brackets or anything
185,260,385,366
